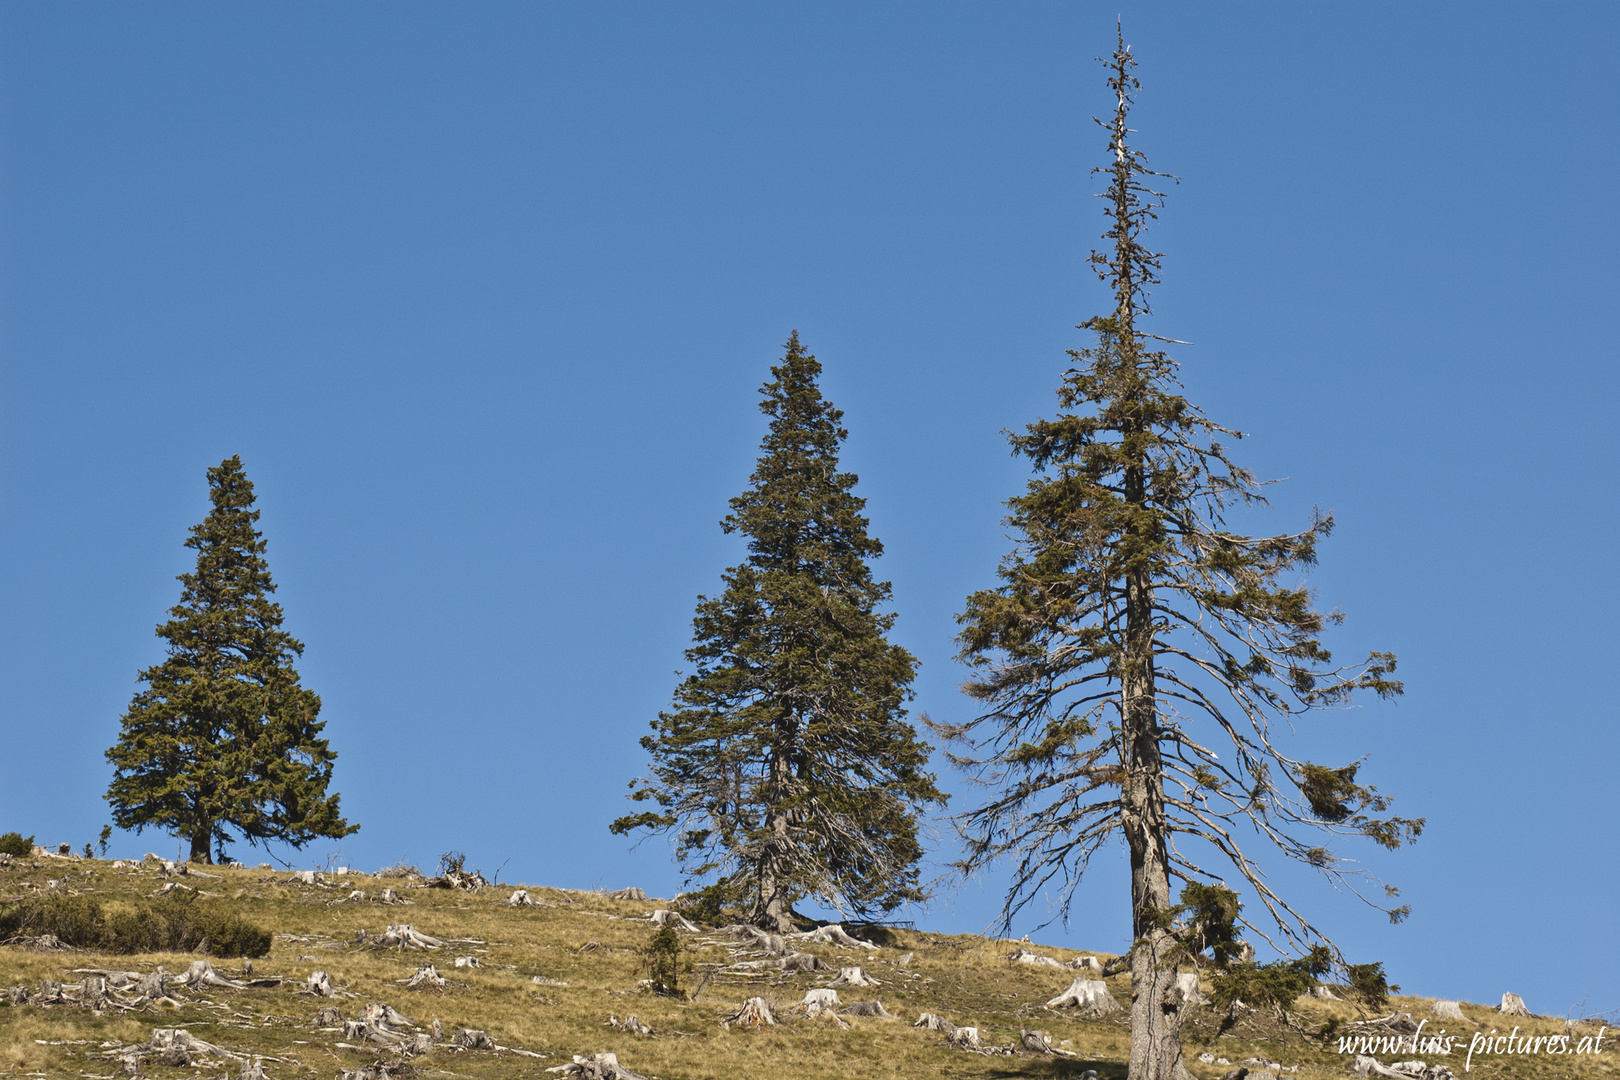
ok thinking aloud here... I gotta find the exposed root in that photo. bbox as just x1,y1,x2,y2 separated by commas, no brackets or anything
182,961,246,991
1019,1029,1076,1056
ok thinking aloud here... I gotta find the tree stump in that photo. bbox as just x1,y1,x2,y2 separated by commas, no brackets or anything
79,975,110,1010
778,952,827,972
453,1028,497,1050
1431,1000,1468,1021
827,966,880,987
238,1056,268,1080
1497,993,1531,1017
347,890,366,902
313,1006,342,1026
947,1025,983,1050
649,910,700,932
544,1052,647,1080
1019,1029,1075,1056
508,889,537,906
377,924,444,949
364,1002,416,1030
607,1014,652,1034
378,888,405,905
1309,985,1340,1000
914,1012,958,1035
1046,977,1122,1015
840,1000,891,1018
792,924,876,949
306,971,335,997
288,870,322,886
607,888,648,901
403,964,446,990
454,956,483,968
723,997,777,1029
1007,947,1065,968
182,961,245,990
1068,955,1104,972
798,987,841,1017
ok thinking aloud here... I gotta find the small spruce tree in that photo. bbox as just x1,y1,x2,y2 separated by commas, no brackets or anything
613,333,945,931
941,30,1420,1079
106,456,355,863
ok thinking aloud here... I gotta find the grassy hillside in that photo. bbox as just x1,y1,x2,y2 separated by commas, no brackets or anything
0,854,1609,1079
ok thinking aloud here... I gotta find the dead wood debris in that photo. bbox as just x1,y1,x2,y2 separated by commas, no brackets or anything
376,924,445,949
545,1052,647,1079
402,964,447,990
648,909,700,932
607,887,648,901
606,1013,653,1035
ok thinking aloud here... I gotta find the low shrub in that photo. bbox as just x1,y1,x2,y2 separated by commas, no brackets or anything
0,892,270,957
0,832,34,858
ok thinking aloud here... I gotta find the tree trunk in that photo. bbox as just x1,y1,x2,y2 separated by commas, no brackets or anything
753,738,797,933
1120,421,1190,1078
188,823,213,864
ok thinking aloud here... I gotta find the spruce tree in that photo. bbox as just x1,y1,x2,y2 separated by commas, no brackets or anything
613,333,944,931
106,456,355,864
942,31,1421,1079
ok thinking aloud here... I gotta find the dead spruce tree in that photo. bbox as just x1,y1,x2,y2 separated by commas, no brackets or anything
614,333,944,931
106,456,356,863
940,30,1421,1080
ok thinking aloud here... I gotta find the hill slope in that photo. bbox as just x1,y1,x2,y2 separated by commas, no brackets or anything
0,854,1606,1079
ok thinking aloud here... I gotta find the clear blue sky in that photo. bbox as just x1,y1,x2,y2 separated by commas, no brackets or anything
2,3,1615,1017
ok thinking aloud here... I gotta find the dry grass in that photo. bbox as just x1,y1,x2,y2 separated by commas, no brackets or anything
0,857,1611,1078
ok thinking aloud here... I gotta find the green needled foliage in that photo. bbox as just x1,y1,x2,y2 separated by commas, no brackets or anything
939,28,1420,1080
105,456,356,864
613,333,945,932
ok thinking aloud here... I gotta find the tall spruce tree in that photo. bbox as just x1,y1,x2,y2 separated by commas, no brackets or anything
613,333,944,932
942,32,1420,1079
106,456,355,864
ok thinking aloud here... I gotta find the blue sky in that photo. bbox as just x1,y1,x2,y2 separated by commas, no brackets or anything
2,3,1615,1016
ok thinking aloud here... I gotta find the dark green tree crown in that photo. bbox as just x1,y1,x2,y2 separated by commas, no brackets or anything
106,455,355,862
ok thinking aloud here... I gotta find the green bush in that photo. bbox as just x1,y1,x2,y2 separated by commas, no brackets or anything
641,926,684,996
0,832,35,857
0,892,270,957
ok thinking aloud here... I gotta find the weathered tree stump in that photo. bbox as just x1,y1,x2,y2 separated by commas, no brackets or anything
798,987,841,1018
454,955,483,968
305,971,335,997
34,979,65,1004
720,924,790,956
79,975,110,1010
182,961,246,990
606,1014,652,1034
827,966,880,987
914,1012,958,1035
723,997,777,1029
347,890,366,902
792,924,876,949
1007,947,1065,968
1309,985,1340,1000
403,964,446,990
1019,1029,1075,1056
287,870,322,886
454,1028,497,1050
947,1025,983,1050
238,1055,268,1079
378,888,406,905
1067,955,1104,972
649,910,700,932
544,1052,647,1080
1431,1000,1468,1021
1497,992,1531,1017
508,889,538,906
607,887,648,901
1046,977,1122,1015
313,1005,342,1026
363,1002,415,1030
841,1000,891,1018
377,924,445,949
